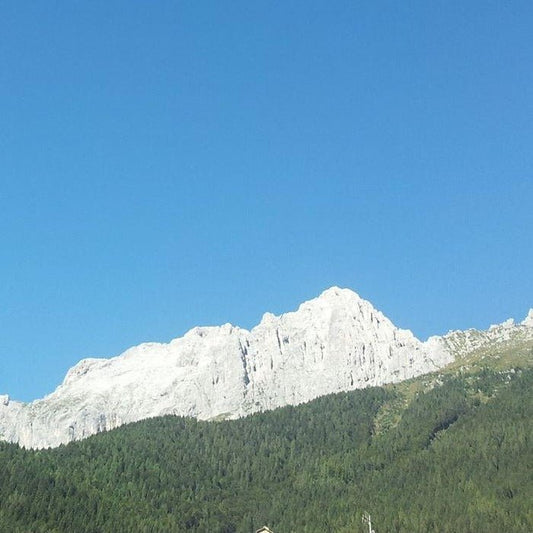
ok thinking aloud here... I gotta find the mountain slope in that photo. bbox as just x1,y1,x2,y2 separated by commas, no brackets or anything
1,287,531,449
0,342,531,532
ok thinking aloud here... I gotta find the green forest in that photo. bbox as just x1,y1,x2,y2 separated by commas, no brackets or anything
0,355,531,532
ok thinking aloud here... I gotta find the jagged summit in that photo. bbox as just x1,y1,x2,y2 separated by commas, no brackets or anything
522,309,533,327
260,286,359,321
0,287,530,449
315,285,360,300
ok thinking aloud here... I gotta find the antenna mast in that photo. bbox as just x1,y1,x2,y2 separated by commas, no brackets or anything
362,512,374,533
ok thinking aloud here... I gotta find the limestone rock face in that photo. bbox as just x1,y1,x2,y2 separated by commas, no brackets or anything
1,288,529,449
434,308,533,359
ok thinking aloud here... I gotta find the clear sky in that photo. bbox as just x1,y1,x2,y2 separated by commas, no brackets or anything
1,1,532,402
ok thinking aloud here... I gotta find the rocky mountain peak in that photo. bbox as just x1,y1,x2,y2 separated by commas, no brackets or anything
0,288,530,449
522,309,533,327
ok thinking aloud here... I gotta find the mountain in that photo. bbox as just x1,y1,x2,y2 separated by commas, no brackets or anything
0,346,531,532
1,287,531,449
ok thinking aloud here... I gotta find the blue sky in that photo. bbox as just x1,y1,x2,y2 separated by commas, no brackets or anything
1,1,532,402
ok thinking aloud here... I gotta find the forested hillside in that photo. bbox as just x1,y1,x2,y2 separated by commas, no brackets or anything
0,354,531,532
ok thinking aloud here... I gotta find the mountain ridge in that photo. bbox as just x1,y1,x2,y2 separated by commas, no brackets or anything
1,287,531,449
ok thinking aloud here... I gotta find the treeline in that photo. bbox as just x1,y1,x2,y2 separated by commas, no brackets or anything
0,368,531,532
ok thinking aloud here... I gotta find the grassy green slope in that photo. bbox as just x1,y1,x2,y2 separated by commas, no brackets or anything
0,342,531,533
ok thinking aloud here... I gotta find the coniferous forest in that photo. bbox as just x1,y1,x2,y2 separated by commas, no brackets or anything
0,362,531,532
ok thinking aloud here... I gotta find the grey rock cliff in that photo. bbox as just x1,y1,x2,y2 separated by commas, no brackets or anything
1,287,530,449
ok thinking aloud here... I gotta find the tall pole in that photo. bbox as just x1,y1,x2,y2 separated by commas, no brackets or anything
362,512,373,533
